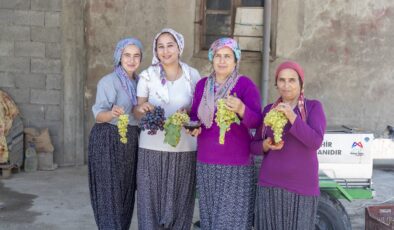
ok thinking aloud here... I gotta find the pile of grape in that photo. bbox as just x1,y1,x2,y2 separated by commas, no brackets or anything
215,99,240,144
117,114,129,144
138,106,165,135
164,112,190,147
264,109,288,143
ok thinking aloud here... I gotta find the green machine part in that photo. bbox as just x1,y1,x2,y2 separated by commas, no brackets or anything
319,176,374,201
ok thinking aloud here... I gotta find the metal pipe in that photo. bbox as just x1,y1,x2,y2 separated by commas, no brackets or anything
261,0,272,107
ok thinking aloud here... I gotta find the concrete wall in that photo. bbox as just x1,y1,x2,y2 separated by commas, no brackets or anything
273,0,394,135
85,0,394,137
0,0,65,164
0,0,85,166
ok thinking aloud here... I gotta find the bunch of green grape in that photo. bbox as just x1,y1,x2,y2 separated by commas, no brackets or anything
215,99,240,144
117,114,129,144
164,112,190,147
264,110,288,144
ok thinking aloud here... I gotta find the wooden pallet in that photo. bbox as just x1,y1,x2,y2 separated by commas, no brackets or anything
0,164,19,179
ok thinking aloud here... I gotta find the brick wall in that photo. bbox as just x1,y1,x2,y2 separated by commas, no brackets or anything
0,0,63,164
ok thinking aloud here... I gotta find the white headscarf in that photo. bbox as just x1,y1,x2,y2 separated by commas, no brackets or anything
151,28,185,65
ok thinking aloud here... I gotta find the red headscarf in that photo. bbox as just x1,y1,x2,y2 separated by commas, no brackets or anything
272,60,307,122
261,61,308,142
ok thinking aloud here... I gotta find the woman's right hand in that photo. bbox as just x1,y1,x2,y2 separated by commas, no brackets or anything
136,102,154,114
263,137,284,152
111,105,125,118
186,127,202,137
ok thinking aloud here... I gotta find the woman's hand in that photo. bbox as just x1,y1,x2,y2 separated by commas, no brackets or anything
136,102,154,114
225,95,245,118
276,102,297,124
185,127,202,137
263,137,284,152
111,105,125,118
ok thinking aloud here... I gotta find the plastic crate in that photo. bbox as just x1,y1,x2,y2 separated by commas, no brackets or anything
365,205,394,230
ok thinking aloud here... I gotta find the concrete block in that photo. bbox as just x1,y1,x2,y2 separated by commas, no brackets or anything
31,0,62,12
50,134,63,165
18,104,45,121
0,57,30,73
14,11,45,26
45,105,61,121
0,41,14,56
0,25,30,41
0,9,14,25
31,26,61,43
45,43,61,58
45,12,61,27
46,74,62,89
0,72,15,87
9,72,46,89
0,0,30,9
15,41,45,57
234,24,263,37
235,7,264,25
31,89,62,105
31,58,61,74
234,36,263,51
1,88,30,103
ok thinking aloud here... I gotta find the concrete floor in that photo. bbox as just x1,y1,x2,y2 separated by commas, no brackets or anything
0,166,394,230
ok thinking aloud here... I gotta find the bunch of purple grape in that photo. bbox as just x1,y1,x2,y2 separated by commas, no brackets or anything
139,106,166,135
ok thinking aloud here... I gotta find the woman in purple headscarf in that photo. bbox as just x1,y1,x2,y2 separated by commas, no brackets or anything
251,61,326,230
88,37,143,230
189,37,262,230
133,28,201,230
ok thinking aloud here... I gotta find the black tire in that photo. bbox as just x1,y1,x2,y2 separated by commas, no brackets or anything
315,191,352,230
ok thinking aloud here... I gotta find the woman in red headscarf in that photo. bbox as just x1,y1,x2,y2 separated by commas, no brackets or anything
251,61,326,230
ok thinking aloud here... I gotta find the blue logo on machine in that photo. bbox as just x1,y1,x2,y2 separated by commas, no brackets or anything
350,141,364,156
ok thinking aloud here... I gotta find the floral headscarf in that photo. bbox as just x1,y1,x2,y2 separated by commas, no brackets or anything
198,37,242,128
113,37,143,106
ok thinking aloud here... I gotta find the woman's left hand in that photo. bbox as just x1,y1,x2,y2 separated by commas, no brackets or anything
225,95,245,118
276,102,297,124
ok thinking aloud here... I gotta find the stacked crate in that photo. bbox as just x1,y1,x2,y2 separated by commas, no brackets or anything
234,7,264,52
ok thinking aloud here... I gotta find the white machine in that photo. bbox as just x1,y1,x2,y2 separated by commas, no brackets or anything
318,126,374,188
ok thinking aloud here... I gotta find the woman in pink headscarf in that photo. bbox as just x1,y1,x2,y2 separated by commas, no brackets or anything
251,61,327,230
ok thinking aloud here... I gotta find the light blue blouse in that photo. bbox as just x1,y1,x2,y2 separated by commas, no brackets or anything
92,72,138,126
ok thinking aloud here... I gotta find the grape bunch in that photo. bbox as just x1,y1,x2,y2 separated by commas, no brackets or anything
138,106,165,135
164,112,190,147
117,114,129,144
215,99,240,144
264,109,288,143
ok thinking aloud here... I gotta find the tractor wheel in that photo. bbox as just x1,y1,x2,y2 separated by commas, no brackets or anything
315,191,352,230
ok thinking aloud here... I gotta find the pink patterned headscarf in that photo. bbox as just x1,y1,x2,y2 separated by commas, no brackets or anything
198,38,242,128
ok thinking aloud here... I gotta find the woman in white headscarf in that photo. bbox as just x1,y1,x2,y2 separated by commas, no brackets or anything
133,28,201,230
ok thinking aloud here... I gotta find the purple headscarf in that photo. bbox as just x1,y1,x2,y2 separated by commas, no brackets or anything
198,37,242,128
113,37,143,106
